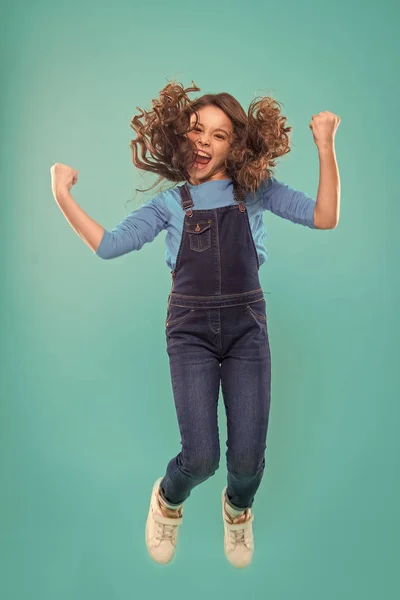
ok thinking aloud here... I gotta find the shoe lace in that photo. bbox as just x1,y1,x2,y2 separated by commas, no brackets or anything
230,527,246,544
156,522,177,542
155,501,182,542
226,508,251,545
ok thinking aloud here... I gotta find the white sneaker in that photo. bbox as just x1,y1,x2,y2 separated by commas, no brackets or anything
145,477,184,564
222,487,254,568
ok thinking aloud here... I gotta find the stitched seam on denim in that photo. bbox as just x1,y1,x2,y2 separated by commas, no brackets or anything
247,305,267,322
243,206,260,270
166,309,195,326
169,288,263,299
214,211,221,295
188,229,211,252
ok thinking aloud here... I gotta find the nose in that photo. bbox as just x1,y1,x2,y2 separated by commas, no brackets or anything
198,140,210,150
197,132,210,146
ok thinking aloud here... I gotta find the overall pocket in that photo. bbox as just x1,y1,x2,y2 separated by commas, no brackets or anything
184,219,212,252
246,298,267,324
166,304,196,327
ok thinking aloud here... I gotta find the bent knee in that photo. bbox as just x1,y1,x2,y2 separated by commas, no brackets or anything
185,455,220,478
228,455,265,477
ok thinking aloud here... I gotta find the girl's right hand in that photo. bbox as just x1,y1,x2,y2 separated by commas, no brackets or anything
50,163,79,197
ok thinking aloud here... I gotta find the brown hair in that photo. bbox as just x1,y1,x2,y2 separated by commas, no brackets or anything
129,80,291,200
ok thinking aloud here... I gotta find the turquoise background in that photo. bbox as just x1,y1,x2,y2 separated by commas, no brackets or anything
1,0,398,598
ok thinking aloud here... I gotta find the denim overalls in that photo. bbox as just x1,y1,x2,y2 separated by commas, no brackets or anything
159,182,271,511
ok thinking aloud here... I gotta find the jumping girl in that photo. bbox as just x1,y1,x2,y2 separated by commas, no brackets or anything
50,81,340,569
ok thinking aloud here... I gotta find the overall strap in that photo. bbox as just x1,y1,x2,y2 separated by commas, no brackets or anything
178,183,194,217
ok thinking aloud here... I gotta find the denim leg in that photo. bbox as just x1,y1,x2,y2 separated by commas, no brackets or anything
220,301,272,510
160,307,221,505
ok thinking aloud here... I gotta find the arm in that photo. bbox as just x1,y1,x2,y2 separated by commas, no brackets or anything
55,191,168,259
51,163,168,259
310,111,341,229
314,144,340,229
94,194,168,259
259,177,317,228
54,188,105,252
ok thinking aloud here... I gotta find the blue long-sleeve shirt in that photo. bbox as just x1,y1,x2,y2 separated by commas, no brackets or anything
95,177,316,270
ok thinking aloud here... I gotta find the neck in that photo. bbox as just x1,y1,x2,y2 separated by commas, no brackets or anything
188,167,231,186
188,175,231,186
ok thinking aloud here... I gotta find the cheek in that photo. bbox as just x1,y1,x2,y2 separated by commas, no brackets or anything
186,134,197,149
186,132,196,141
216,145,230,161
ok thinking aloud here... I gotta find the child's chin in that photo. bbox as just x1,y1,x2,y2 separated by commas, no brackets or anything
190,163,212,175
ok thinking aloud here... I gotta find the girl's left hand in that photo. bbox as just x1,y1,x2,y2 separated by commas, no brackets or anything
309,111,341,149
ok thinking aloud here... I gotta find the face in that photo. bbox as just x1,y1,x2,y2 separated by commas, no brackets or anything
185,104,234,185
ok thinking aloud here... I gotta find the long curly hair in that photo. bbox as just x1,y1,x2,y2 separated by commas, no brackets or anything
129,80,291,201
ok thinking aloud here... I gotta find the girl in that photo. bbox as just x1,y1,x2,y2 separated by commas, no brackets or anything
50,81,340,569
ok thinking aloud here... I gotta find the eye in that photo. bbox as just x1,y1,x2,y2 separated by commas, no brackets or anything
216,134,225,139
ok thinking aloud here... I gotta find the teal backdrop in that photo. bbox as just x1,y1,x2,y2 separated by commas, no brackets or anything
1,0,398,598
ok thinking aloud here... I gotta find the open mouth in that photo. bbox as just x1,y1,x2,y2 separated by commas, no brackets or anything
193,151,212,168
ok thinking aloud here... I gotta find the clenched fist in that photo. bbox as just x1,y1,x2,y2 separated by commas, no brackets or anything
50,163,79,198
309,111,340,150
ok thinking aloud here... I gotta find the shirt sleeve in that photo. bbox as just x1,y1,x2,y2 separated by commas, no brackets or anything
95,192,169,259
259,176,316,228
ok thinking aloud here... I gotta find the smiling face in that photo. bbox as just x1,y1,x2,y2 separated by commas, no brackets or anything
185,104,234,185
